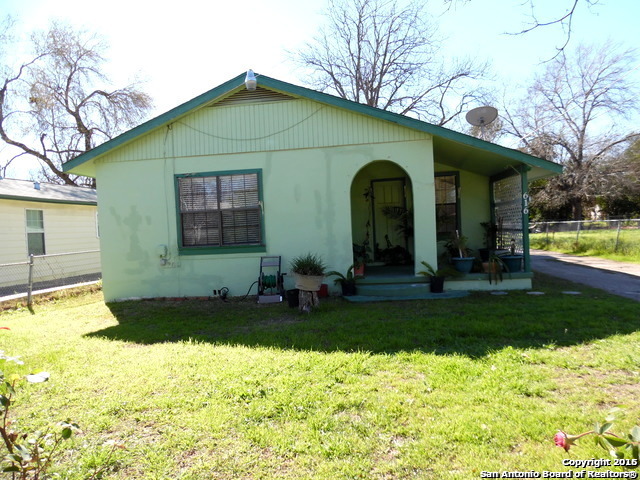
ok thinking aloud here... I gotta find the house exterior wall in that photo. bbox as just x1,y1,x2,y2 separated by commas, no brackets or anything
97,140,436,301
94,98,436,301
0,199,99,263
0,199,99,288
89,93,542,301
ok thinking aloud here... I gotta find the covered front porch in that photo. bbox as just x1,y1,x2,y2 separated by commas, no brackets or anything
349,155,539,295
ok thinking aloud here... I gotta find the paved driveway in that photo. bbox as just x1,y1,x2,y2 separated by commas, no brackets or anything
530,250,640,302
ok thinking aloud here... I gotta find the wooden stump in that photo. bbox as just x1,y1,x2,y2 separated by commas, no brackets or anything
298,289,319,312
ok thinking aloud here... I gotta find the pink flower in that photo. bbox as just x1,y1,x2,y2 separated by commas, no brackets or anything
554,431,570,451
554,430,591,452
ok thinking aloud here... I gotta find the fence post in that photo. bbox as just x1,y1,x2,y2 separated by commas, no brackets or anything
615,220,622,253
575,221,581,244
27,254,34,307
545,222,549,246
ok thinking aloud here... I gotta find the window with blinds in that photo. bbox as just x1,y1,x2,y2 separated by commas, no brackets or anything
177,171,262,248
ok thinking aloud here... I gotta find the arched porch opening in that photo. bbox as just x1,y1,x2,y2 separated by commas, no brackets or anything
350,161,414,274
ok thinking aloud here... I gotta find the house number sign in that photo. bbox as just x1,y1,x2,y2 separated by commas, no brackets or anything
522,193,530,215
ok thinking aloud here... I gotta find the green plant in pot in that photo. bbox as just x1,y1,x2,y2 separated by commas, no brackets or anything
485,253,507,284
479,221,498,261
446,231,475,274
327,264,358,296
290,252,326,292
352,242,370,276
418,261,460,293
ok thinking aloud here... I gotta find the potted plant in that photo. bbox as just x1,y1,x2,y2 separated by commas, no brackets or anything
499,238,524,273
446,231,475,274
290,252,326,292
418,261,460,293
327,264,358,296
352,186,374,274
479,221,498,261
352,243,370,276
485,253,506,284
380,205,413,260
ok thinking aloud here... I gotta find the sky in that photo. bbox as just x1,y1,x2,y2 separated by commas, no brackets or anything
1,0,639,179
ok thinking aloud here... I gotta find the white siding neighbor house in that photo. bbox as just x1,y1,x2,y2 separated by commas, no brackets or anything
0,178,100,294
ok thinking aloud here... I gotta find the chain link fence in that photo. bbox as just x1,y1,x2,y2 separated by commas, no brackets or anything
529,219,640,255
0,250,101,303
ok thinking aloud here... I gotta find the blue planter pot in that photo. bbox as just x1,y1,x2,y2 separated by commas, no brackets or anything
452,257,475,274
501,255,523,272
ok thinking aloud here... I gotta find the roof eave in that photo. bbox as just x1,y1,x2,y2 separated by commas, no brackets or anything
258,76,563,176
0,194,97,206
64,72,562,179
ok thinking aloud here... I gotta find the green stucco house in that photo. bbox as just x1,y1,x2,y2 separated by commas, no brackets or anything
63,72,561,302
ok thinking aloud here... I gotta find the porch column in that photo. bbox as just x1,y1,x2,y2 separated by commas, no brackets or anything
490,167,530,272
519,166,531,272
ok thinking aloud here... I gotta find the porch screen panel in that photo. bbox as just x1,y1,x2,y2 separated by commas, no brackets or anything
493,174,523,253
178,173,261,248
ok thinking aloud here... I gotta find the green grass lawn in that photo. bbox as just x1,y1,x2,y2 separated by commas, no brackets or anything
1,276,639,479
530,228,640,263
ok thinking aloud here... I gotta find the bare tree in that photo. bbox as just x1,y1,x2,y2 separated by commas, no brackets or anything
620,138,640,180
293,0,487,126
467,116,504,143
444,0,601,56
502,42,639,220
0,21,152,185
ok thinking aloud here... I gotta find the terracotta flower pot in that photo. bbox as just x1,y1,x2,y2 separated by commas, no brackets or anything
353,264,365,277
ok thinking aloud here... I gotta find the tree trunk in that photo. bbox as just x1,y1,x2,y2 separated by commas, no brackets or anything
298,290,319,313
571,198,584,220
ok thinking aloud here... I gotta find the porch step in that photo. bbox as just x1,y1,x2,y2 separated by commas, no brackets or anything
344,288,469,303
355,274,428,285
355,282,431,297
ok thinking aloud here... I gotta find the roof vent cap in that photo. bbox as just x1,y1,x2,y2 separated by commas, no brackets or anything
245,70,257,91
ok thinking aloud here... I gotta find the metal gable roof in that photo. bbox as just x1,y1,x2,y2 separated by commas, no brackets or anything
62,72,562,180
0,178,97,205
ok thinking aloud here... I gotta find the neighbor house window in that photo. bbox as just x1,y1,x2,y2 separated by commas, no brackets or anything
177,170,263,251
26,209,46,255
435,174,459,240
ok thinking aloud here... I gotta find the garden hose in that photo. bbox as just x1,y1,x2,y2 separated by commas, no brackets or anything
262,274,277,289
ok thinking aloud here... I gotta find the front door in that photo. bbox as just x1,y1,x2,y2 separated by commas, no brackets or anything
371,178,409,261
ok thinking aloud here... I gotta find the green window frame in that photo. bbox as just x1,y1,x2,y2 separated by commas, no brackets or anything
176,170,265,254
26,209,46,256
435,173,459,241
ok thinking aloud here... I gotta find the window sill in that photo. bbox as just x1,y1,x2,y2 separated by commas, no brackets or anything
178,245,267,256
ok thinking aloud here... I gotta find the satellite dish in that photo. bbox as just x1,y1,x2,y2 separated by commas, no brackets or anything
465,106,498,127
466,106,498,141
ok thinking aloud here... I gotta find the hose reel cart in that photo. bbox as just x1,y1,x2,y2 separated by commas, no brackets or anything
257,256,285,304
